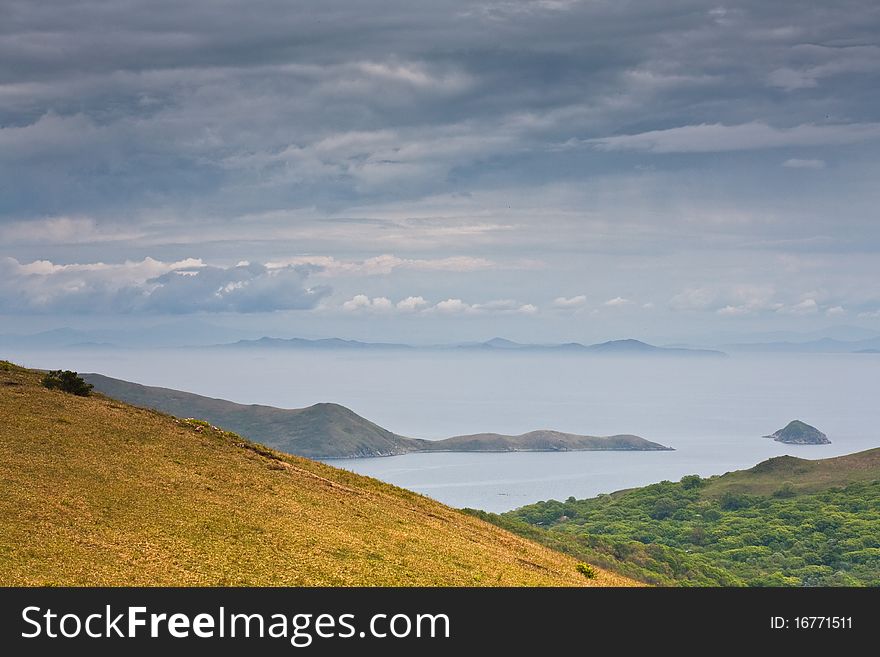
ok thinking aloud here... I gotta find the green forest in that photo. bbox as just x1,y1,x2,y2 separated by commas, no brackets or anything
469,475,880,586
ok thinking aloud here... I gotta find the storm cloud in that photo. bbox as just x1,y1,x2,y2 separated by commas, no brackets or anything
3,0,878,220
1,1,879,336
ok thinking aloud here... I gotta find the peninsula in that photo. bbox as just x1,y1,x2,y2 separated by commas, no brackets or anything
83,373,672,459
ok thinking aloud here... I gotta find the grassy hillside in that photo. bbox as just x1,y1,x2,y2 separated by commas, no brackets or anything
0,362,635,586
479,450,880,586
701,449,880,497
83,374,414,458
83,373,670,458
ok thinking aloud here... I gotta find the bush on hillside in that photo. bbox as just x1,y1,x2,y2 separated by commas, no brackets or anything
576,562,598,579
719,491,752,511
680,474,704,490
41,370,93,397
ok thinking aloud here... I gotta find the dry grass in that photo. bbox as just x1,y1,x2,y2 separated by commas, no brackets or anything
0,362,637,586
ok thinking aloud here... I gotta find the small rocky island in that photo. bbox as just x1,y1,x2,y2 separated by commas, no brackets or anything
765,420,830,445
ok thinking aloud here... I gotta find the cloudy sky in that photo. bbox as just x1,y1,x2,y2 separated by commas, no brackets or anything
2,0,879,343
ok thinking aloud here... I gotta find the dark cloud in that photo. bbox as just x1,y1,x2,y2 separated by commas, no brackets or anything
2,0,878,221
1,1,879,332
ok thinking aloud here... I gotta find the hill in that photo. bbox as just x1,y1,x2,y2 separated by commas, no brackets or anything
223,337,411,350
481,447,880,586
700,448,880,497
763,420,830,445
83,374,414,458
83,373,671,458
581,339,724,357
0,361,635,586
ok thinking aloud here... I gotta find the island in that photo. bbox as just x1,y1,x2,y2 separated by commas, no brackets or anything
413,430,671,453
764,420,830,445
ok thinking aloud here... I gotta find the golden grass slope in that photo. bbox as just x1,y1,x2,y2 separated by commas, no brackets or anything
0,363,636,586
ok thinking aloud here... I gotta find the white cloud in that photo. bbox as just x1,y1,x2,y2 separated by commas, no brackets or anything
341,294,394,312
717,305,750,317
825,305,845,316
425,297,538,316
396,296,428,312
552,295,587,309
12,256,204,278
336,294,538,316
471,299,537,314
0,257,327,314
588,122,880,153
857,309,880,319
432,298,471,314
781,298,819,315
603,296,630,307
783,158,826,169
341,294,371,311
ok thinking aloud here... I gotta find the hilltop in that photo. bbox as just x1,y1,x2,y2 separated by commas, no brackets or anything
83,374,414,458
83,373,671,458
0,361,634,586
700,448,880,497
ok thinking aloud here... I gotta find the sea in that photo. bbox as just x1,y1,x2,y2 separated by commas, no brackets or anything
9,347,879,512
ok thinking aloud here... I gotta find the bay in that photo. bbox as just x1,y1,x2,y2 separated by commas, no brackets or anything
9,347,879,512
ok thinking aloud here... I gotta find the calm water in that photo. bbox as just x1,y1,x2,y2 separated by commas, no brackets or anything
9,348,879,512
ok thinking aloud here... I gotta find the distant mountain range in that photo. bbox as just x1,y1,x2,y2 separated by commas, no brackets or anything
6,322,880,354
220,336,413,350
0,321,258,349
217,336,726,357
83,373,672,458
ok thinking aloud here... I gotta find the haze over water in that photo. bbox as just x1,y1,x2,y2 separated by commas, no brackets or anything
11,348,879,512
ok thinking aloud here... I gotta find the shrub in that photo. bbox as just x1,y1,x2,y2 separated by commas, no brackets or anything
719,491,751,511
41,370,93,396
650,497,677,520
772,483,796,498
680,474,704,490
576,562,598,579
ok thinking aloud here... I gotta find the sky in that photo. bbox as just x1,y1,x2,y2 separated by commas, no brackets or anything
2,0,879,343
